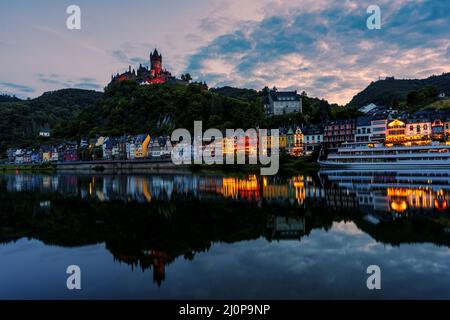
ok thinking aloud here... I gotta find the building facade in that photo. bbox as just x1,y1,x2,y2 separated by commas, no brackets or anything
264,90,302,116
355,117,372,142
303,126,324,155
324,119,356,148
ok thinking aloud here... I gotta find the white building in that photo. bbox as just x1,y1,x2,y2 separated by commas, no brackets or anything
370,117,388,142
302,127,324,155
406,116,432,138
264,90,302,116
355,117,372,142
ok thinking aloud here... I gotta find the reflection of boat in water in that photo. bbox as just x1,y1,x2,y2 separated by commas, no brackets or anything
319,169,450,215
318,142,450,169
319,169,450,190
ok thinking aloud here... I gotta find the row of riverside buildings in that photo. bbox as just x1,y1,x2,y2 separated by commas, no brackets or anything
6,135,171,164
6,105,450,165
324,107,450,148
6,129,309,165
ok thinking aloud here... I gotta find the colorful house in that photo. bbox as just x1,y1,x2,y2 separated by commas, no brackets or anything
278,128,288,150
40,146,52,162
386,119,407,144
303,126,324,155
134,134,151,159
406,115,431,141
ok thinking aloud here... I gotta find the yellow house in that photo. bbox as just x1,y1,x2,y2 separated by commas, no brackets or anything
42,151,51,162
386,119,406,143
279,134,287,150
134,134,151,158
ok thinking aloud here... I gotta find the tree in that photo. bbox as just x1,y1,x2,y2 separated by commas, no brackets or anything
181,73,192,82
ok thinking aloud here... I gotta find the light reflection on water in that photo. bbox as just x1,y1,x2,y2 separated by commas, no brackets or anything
0,171,449,299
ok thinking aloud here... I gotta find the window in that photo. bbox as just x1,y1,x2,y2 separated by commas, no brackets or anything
424,124,428,130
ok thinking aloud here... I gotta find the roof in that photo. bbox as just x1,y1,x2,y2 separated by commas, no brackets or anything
356,116,372,127
358,103,379,114
326,119,356,125
303,126,324,135
269,90,300,102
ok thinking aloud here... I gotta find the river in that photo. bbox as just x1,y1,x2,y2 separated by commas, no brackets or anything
0,170,449,299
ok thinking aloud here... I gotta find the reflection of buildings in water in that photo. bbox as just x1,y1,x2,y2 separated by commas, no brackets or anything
236,175,259,201
387,187,449,213
142,250,170,287
39,200,51,208
2,174,328,206
326,188,358,211
356,191,389,213
263,181,289,203
266,215,306,240
356,187,449,215
221,175,260,202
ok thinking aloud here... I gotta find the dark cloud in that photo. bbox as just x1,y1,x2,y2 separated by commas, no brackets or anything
0,82,35,93
34,74,102,91
112,50,129,64
74,82,102,90
313,76,339,86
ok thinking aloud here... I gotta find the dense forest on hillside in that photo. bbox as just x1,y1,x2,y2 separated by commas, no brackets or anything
349,73,450,107
0,89,103,154
59,81,266,139
0,94,21,103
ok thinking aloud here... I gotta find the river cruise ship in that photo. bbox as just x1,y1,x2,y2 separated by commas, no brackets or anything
318,142,450,169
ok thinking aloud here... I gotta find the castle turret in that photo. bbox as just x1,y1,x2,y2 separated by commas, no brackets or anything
150,48,162,75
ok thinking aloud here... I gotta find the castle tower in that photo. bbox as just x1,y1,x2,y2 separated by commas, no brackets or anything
150,48,162,75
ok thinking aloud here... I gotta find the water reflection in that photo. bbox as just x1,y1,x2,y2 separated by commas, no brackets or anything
0,171,449,288
1,174,325,206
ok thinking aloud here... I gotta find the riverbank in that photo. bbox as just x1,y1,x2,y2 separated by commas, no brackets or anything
1,155,319,175
190,154,320,176
0,163,55,172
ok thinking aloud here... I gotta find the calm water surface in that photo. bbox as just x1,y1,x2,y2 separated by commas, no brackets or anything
0,170,449,299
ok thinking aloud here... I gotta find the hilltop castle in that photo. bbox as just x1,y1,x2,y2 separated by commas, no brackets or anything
111,49,179,85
